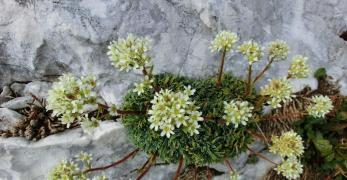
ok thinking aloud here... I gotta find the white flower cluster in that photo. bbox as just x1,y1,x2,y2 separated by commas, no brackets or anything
237,41,263,64
133,77,154,95
270,130,304,180
307,95,333,118
269,130,304,158
107,34,151,72
274,157,303,180
210,31,239,53
49,152,108,180
223,100,254,128
80,115,100,134
47,74,99,128
288,55,309,78
148,86,203,138
260,78,293,108
268,40,289,61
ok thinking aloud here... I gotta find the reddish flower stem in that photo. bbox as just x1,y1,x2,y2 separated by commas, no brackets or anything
224,159,234,172
78,149,140,175
206,166,212,180
216,47,227,88
193,166,198,180
136,155,156,180
253,57,274,84
246,64,253,96
172,156,184,180
247,147,278,165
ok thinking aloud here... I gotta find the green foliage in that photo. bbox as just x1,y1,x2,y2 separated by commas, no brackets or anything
314,68,327,80
294,99,347,178
121,73,257,165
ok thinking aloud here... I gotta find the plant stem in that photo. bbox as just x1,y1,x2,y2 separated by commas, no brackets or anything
247,147,278,165
193,166,198,180
206,166,212,180
78,149,140,175
137,155,156,180
224,159,234,172
216,47,227,88
253,57,274,84
116,109,146,115
246,64,253,96
142,65,160,92
173,156,184,180
142,66,150,78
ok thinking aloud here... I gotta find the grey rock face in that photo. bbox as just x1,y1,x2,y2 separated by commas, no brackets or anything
0,86,13,104
0,108,25,131
0,96,38,110
0,0,346,98
23,81,52,98
0,120,277,180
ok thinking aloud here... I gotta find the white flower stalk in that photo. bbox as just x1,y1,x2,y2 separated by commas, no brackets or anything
210,31,239,53
269,130,304,158
107,34,151,72
307,95,333,118
260,78,293,108
275,158,303,180
133,77,154,95
268,40,289,61
288,55,309,78
147,86,203,138
237,41,263,64
223,100,254,128
47,74,99,128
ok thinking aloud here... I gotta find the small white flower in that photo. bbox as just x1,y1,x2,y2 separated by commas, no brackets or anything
223,100,254,128
210,31,239,53
260,78,293,108
268,40,289,61
108,104,118,116
133,78,153,95
275,157,303,180
148,86,203,138
269,130,304,158
237,41,263,64
307,95,333,118
288,55,309,78
107,34,151,72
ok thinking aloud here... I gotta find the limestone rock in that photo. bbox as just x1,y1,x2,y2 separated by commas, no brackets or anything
0,121,175,180
0,96,38,110
0,108,25,131
10,83,26,97
23,81,52,99
0,86,13,104
0,0,346,96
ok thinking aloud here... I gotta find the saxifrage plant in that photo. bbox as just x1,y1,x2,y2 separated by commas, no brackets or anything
48,31,335,180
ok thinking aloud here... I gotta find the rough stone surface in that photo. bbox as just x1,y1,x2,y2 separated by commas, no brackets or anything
9,83,26,97
0,121,277,180
23,81,52,98
0,108,25,131
0,86,13,104
0,0,346,100
0,96,38,110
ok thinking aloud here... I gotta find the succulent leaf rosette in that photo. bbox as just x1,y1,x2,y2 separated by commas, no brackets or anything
48,32,337,180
